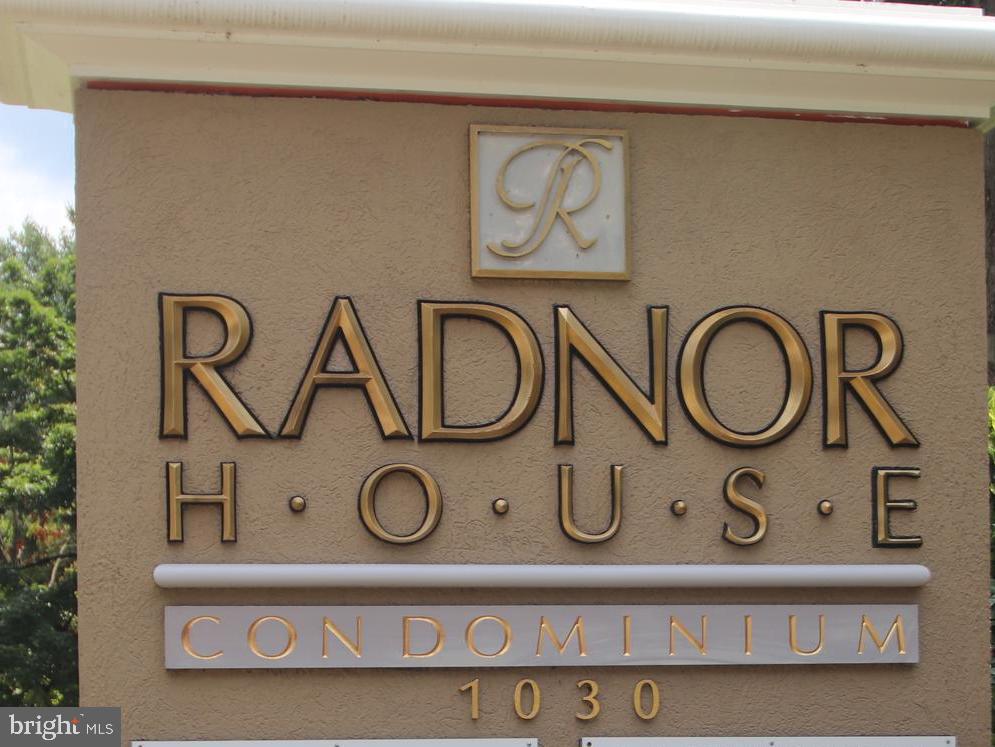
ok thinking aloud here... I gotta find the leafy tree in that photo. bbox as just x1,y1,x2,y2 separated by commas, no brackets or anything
0,216,77,706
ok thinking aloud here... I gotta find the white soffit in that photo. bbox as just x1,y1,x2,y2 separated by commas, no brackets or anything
1,0,995,122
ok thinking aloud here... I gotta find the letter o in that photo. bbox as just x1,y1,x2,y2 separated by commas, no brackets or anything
678,306,812,446
247,616,297,660
359,463,443,544
466,615,513,658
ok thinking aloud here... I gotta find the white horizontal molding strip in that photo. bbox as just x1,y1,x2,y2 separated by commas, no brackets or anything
152,563,931,589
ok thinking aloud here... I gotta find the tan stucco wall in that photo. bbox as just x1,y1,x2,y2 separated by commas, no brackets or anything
75,89,989,743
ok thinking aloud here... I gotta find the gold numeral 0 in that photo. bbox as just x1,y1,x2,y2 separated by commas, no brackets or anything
513,678,541,720
633,678,660,720
575,679,601,720
459,678,480,720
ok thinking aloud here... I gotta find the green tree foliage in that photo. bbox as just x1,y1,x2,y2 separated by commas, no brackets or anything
0,216,77,706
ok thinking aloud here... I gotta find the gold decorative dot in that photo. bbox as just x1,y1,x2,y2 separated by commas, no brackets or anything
670,499,688,516
492,498,510,515
289,495,307,513
818,499,834,516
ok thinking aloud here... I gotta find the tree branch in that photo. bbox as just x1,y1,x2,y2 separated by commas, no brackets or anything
8,552,76,571
47,541,71,587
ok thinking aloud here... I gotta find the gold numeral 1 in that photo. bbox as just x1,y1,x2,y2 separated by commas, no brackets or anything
575,679,601,720
459,678,480,720
513,678,541,720
633,679,661,720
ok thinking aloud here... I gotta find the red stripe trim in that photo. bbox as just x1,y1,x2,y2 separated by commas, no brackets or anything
86,80,973,128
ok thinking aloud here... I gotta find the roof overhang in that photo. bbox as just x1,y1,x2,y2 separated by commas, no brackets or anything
2,0,995,125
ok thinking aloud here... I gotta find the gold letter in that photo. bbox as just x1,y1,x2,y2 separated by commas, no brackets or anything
322,616,362,658
181,616,222,660
669,615,708,656
744,615,753,656
513,678,542,720
555,306,667,444
822,312,917,447
536,616,587,657
166,461,236,542
458,678,480,720
788,614,825,656
419,302,542,441
678,306,811,446
403,616,445,658
575,679,601,721
632,680,661,721
159,293,267,438
722,467,767,546
487,138,612,258
358,463,442,544
558,464,623,543
247,616,297,660
280,297,409,439
858,614,907,655
466,615,512,658
872,467,922,548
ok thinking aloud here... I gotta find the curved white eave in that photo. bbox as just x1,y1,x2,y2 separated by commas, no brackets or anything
1,0,995,121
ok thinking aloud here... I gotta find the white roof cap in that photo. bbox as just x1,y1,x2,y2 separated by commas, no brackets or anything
2,0,995,122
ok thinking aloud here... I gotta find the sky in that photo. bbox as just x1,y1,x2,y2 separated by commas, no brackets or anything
0,102,75,236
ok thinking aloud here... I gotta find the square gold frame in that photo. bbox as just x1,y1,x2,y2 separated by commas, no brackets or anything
469,124,631,281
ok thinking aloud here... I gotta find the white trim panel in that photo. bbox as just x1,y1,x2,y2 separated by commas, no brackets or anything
133,742,537,747
581,739,954,747
152,563,931,589
581,739,953,746
2,0,995,118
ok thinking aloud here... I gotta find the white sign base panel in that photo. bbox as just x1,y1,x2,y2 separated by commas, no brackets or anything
165,604,917,669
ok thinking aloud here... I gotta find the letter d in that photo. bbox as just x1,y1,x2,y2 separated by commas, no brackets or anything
419,301,543,441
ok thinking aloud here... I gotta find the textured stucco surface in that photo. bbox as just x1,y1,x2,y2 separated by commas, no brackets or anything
75,90,988,744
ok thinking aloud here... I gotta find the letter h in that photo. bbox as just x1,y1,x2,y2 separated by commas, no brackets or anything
167,462,237,542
